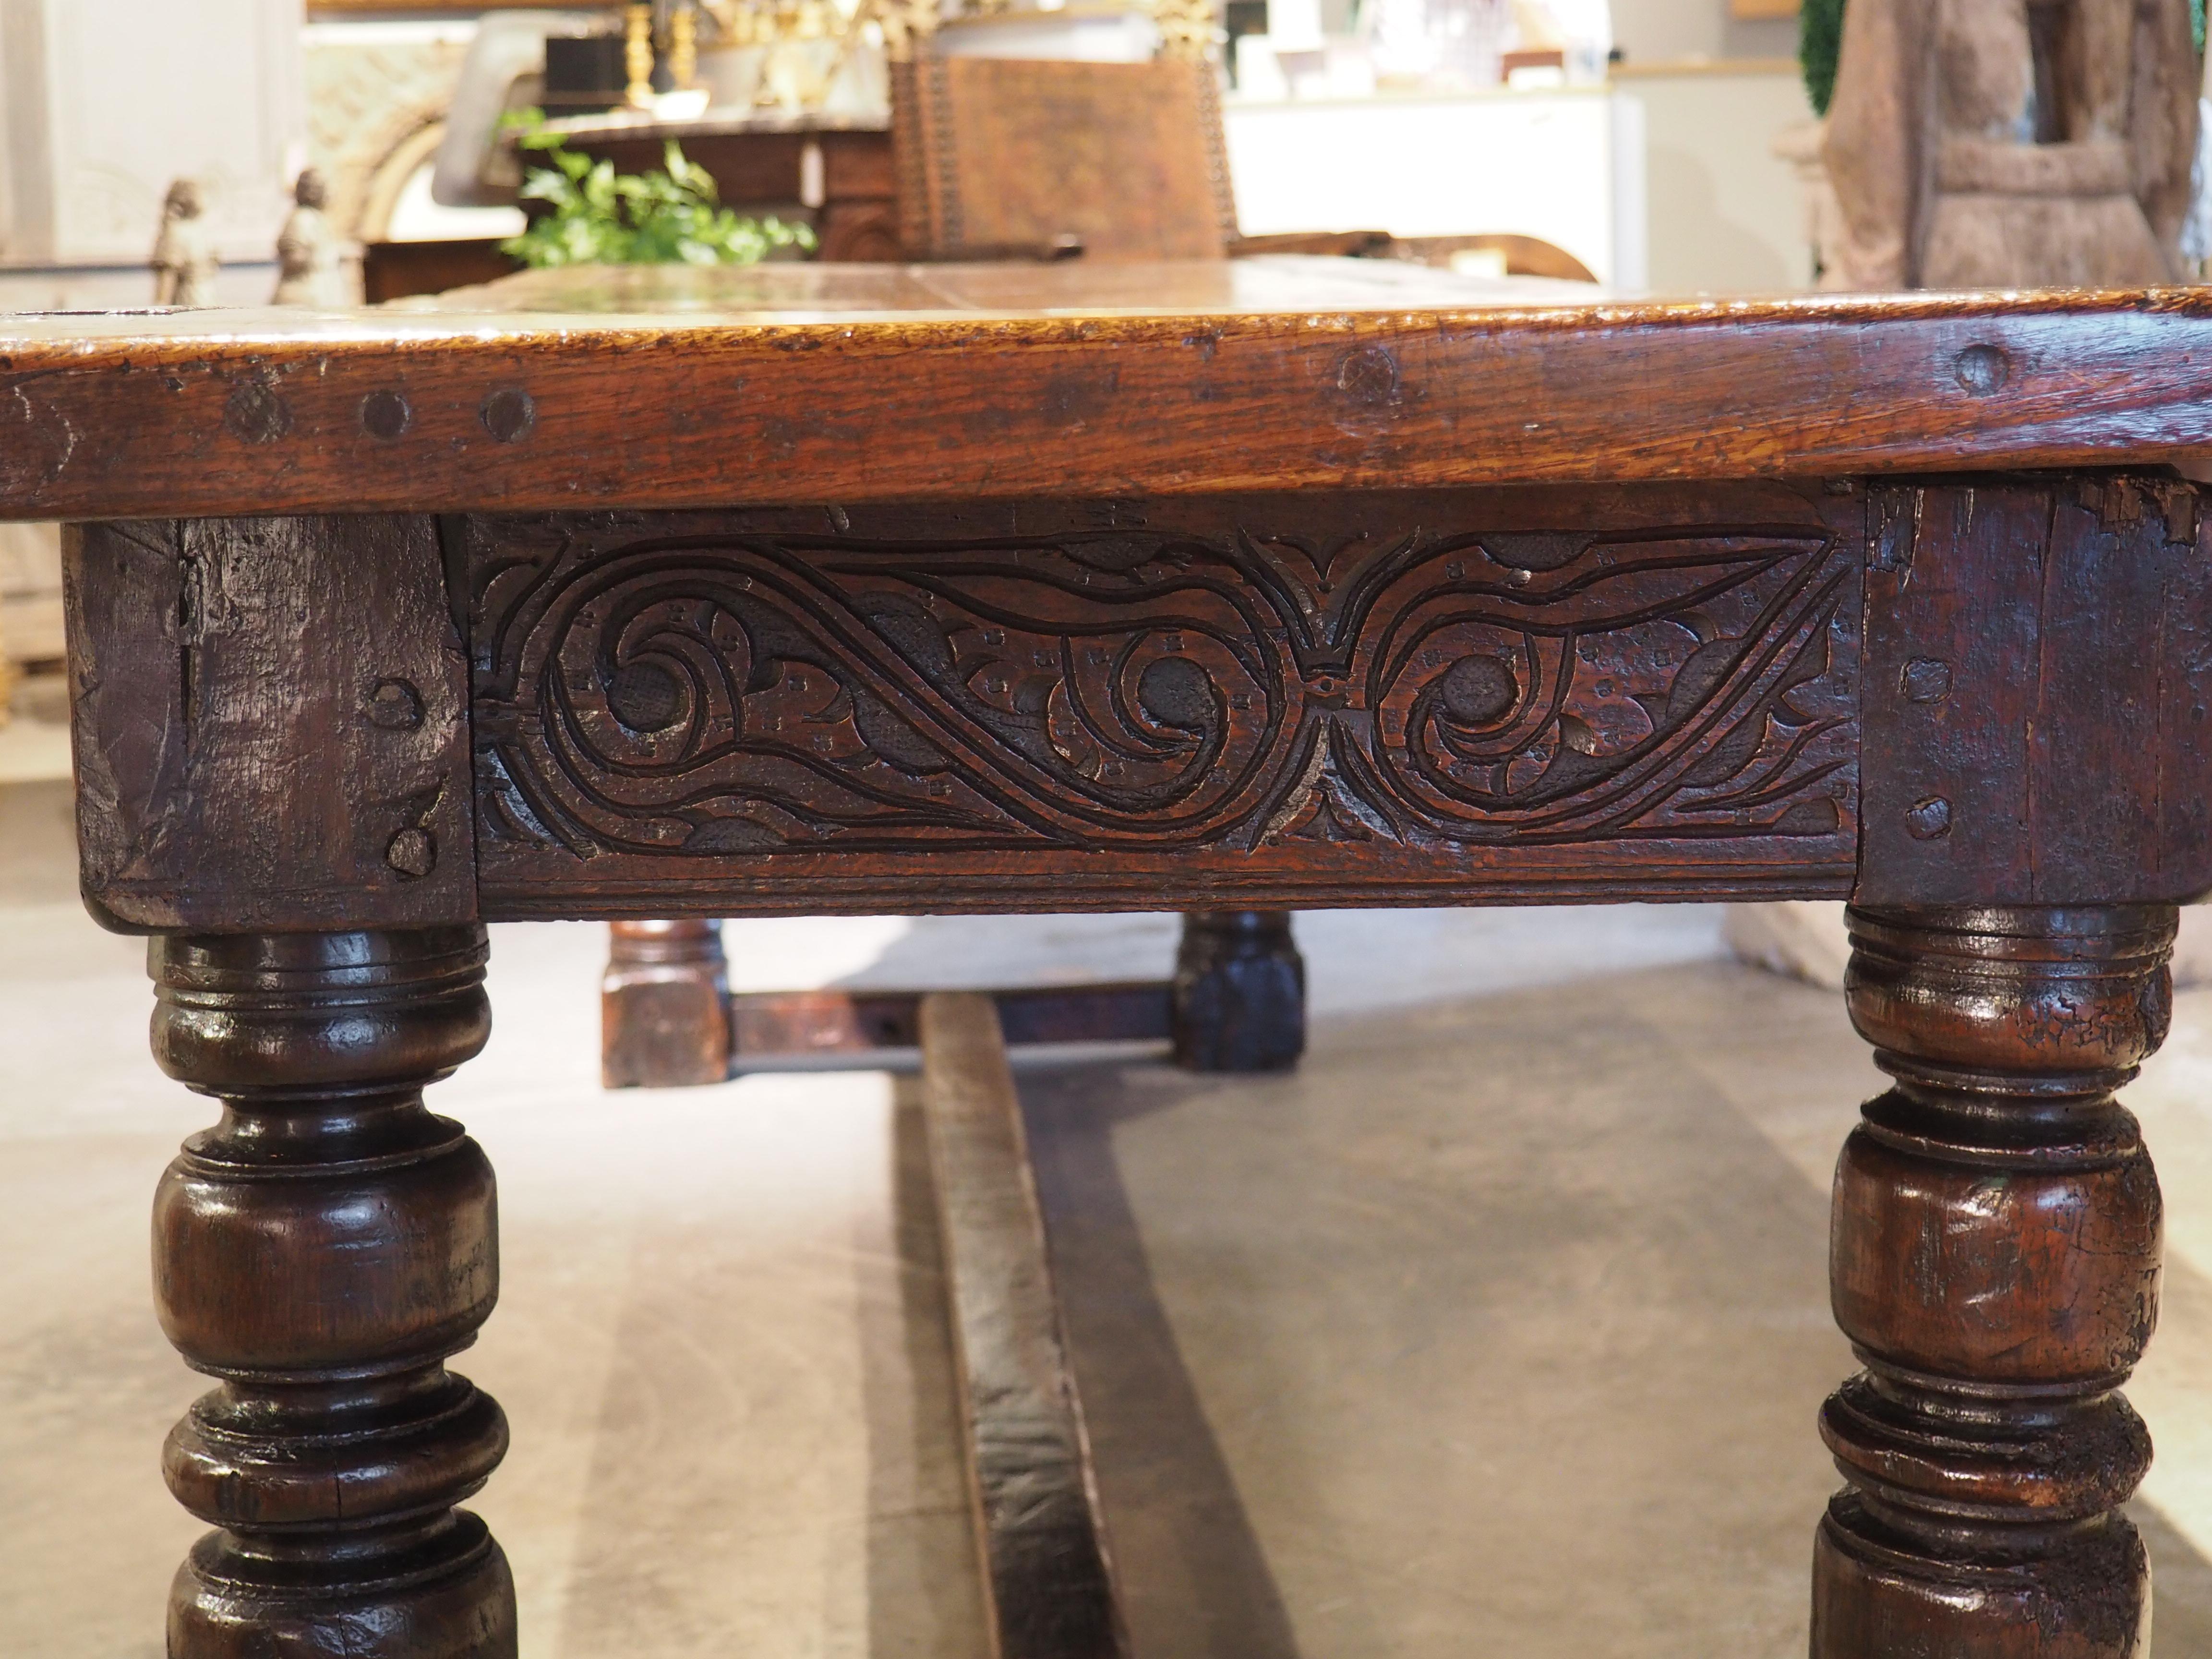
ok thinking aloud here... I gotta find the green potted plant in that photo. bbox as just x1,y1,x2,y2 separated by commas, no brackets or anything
1798,0,1846,118
501,114,816,269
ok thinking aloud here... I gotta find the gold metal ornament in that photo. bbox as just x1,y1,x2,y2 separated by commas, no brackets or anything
670,3,699,87
625,3,657,106
1151,0,1218,60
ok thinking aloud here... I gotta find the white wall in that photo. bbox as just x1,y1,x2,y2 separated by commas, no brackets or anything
1629,62,1815,293
1225,68,1811,298
0,0,305,267
0,522,61,666
1611,0,1725,61
1226,91,1648,288
1611,0,1799,66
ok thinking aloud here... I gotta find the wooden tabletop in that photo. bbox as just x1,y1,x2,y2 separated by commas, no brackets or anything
536,107,890,143
399,255,1606,315
3,259,2210,518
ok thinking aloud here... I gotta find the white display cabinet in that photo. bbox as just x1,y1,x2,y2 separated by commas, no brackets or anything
0,0,304,274
1224,88,1648,289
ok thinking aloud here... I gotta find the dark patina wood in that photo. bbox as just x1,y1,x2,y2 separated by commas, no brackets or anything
919,993,1128,1659
150,927,514,1658
602,918,731,1087
459,483,1863,915
1817,905,2172,1658
65,517,476,932
56,478,2212,932
21,262,2212,1656
1173,911,1307,1071
7,277,2212,518
1861,474,2212,905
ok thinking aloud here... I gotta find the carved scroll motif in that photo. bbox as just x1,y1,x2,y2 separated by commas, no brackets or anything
469,512,1855,862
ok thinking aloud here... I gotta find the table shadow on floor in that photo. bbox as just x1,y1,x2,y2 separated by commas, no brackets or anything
2137,1499,2212,1653
999,981,2212,1659
873,1072,1299,1659
1013,1063,1306,1659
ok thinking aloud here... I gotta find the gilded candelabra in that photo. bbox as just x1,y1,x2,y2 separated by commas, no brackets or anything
1151,0,1218,58
670,4,699,86
687,0,1216,110
625,3,656,105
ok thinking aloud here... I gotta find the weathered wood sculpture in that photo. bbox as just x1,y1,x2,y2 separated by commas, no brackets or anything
1823,0,2200,287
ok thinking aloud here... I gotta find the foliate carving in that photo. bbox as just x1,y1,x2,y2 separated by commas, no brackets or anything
468,502,1856,878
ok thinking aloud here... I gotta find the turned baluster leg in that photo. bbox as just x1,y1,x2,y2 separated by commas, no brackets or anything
1172,910,1306,1072
1814,905,2173,1658
602,918,731,1087
151,927,517,1659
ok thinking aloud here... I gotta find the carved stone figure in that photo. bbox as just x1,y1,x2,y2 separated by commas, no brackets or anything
1822,0,2200,288
272,169,349,308
151,180,219,308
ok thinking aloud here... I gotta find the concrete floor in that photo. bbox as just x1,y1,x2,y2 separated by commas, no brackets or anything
8,771,2212,1657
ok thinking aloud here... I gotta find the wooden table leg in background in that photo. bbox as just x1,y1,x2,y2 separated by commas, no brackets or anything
1172,911,1307,1073
1813,905,2173,1657
619,913,1310,1080
602,919,731,1088
149,928,517,1658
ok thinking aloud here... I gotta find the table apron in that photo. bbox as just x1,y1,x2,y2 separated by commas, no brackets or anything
60,474,2212,931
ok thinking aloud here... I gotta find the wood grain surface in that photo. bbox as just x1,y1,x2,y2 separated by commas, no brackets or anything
66,517,477,932
462,482,1862,915
891,58,1236,261
7,274,2212,517
919,992,1128,1659
1816,904,2173,1658
1171,911,1306,1070
729,982,1173,1061
1859,474,2212,905
150,926,515,1658
601,918,730,1087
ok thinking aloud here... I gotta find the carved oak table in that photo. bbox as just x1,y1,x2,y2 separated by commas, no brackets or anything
7,260,2211,1657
